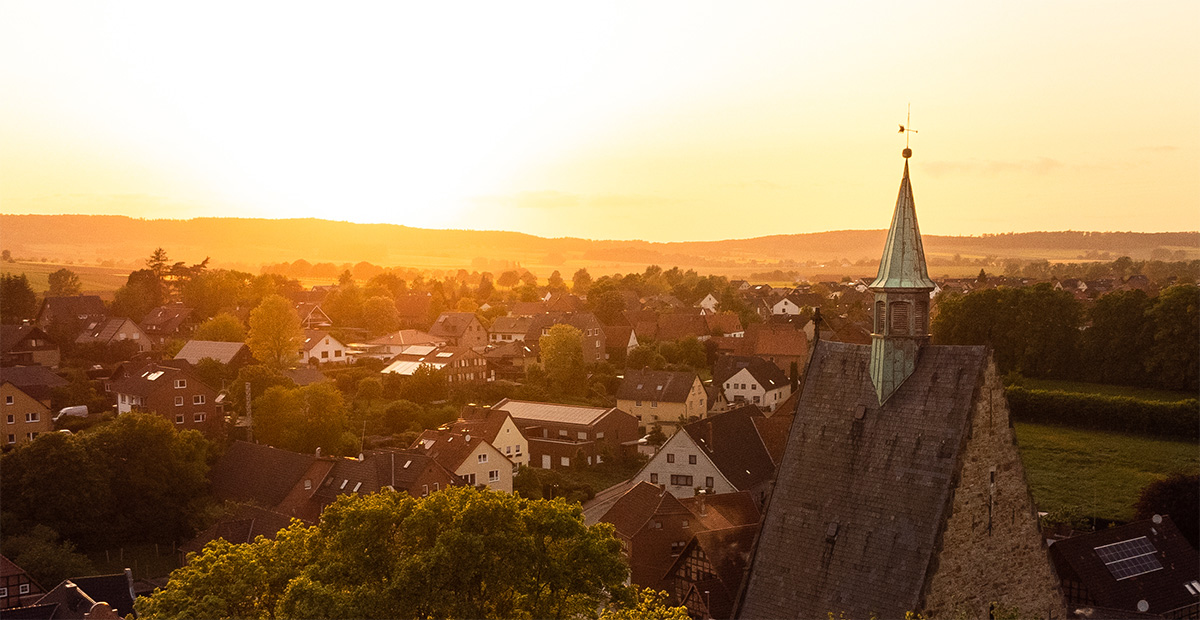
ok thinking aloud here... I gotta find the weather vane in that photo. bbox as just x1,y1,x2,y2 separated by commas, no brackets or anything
898,103,917,158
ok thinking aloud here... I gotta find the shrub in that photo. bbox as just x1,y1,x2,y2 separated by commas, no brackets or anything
1006,387,1198,440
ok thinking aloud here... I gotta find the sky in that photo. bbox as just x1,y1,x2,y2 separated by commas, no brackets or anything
1,1,1197,242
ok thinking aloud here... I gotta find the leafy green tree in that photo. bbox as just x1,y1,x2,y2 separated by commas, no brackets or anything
193,312,246,342
2,525,96,588
111,269,165,322
247,294,304,369
47,268,82,296
497,270,521,288
1133,473,1199,548
399,364,449,404
139,487,631,620
1144,284,1199,391
572,268,593,295
540,324,586,397
588,285,628,326
251,383,351,455
598,589,689,620
323,284,364,327
0,431,114,545
547,270,566,292
1,273,38,323
146,248,171,280
1079,290,1152,385
361,295,400,336
476,274,495,301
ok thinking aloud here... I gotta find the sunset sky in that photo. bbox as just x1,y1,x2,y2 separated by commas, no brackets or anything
2,1,1197,242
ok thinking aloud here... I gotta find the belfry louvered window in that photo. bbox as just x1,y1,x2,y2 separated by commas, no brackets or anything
915,300,928,334
890,301,910,335
875,301,885,333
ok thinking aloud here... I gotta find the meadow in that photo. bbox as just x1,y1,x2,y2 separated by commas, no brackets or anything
1015,422,1199,523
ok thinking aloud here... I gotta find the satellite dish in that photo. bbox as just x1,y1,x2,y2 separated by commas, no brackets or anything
1137,600,1150,613
1152,514,1163,524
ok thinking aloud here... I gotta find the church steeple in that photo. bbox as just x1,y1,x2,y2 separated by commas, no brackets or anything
869,146,934,403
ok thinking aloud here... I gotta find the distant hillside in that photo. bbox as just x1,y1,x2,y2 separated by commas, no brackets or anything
1,215,1196,281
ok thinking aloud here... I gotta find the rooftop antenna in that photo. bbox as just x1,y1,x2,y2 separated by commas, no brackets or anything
898,103,917,158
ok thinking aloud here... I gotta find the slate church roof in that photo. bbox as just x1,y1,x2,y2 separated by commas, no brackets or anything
737,340,989,619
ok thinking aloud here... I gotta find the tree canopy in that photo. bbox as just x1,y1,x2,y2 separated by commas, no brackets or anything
47,268,82,296
193,312,247,342
137,487,650,620
0,273,36,324
247,294,304,369
540,324,586,397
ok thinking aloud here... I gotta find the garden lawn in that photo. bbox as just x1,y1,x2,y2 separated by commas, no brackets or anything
1015,422,1199,522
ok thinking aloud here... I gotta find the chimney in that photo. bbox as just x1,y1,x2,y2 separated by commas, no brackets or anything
315,446,321,457
697,492,708,516
125,567,136,603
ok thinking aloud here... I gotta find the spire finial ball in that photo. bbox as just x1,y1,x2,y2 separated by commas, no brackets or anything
902,148,912,159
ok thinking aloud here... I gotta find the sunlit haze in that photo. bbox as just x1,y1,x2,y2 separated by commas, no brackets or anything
2,1,1197,241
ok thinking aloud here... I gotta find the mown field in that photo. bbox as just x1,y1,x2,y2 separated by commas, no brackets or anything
1015,422,1199,522
2,260,130,296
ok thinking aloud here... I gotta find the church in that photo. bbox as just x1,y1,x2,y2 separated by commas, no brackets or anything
736,147,1066,618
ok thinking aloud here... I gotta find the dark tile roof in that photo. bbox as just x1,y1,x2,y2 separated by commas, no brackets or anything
73,318,141,345
174,340,250,365
209,441,317,507
679,492,761,530
281,367,328,386
738,341,989,619
1,325,53,354
0,603,59,619
36,296,106,326
411,429,485,472
367,329,443,347
751,413,794,466
705,312,744,336
429,312,479,338
394,293,432,320
683,407,776,492
449,406,512,445
653,313,711,341
32,573,135,619
523,312,603,341
312,457,380,503
180,504,295,554
139,304,193,334
489,315,534,334
616,370,698,403
109,362,212,397
598,481,673,539
712,355,788,391
1049,515,1200,616
302,329,340,353
509,302,550,316
0,365,68,390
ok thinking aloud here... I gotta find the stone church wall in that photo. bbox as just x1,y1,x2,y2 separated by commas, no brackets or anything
921,359,1069,619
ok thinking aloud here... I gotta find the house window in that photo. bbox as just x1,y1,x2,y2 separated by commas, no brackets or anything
175,413,184,424
478,453,488,464
175,396,184,406
6,434,13,444
0,587,6,597
667,453,675,463
505,445,512,454
18,584,29,595
489,470,499,482
559,429,568,437
560,456,570,467
24,412,38,423
705,476,714,488
175,379,187,389
653,520,662,529
304,480,312,490
6,415,13,424
4,396,12,405
596,431,604,439
650,473,658,483
670,475,693,486
635,400,642,407
651,401,658,408
670,541,686,555
688,455,697,465
335,350,343,357
753,396,760,403
577,431,587,440
321,351,329,359
434,482,439,491
682,519,689,528
464,473,476,485
194,413,206,423
26,432,36,441
422,484,429,496
194,395,205,405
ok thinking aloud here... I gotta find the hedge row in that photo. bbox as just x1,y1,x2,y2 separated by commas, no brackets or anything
1006,387,1199,440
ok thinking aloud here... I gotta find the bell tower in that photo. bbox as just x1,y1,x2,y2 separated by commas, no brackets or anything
868,143,935,403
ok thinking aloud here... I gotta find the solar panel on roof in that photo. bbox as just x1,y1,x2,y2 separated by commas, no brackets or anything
1094,536,1163,580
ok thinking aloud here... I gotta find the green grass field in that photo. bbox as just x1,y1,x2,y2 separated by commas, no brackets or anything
2,261,131,295
1019,378,1195,403
1015,422,1199,523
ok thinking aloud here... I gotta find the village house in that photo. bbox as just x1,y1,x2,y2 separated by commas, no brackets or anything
1,381,54,446
394,293,432,328
449,405,529,468
139,303,196,347
525,312,607,364
488,315,534,343
480,341,538,382
632,406,777,501
34,295,107,333
1,555,45,610
174,340,255,369
738,151,1065,619
294,302,333,330
366,329,444,355
491,398,638,469
603,324,638,364
590,481,760,592
662,523,758,619
616,369,707,434
695,293,720,313
300,329,347,365
0,365,67,408
381,345,492,384
1048,514,1199,618
429,312,488,348
0,325,60,368
110,362,226,438
74,317,153,354
411,429,513,492
711,322,809,377
3,569,136,619
713,355,791,413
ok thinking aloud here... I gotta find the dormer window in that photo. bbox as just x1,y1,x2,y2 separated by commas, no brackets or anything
174,379,187,389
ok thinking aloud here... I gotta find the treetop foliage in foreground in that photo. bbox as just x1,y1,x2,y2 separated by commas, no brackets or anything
137,486,680,620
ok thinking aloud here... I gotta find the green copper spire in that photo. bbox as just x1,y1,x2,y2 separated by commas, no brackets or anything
869,160,935,290
869,150,934,403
